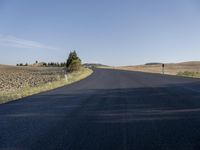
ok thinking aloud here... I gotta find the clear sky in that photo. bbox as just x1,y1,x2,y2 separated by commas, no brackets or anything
0,0,200,66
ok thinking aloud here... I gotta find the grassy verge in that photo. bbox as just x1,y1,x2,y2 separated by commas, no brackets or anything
177,71,200,78
0,67,93,104
95,66,114,69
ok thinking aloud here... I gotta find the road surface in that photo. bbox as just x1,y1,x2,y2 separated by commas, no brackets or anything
1,68,200,150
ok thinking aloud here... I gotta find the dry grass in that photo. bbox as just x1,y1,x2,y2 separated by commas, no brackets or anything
0,65,92,104
115,61,200,76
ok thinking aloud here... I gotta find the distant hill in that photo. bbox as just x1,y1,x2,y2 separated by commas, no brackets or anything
145,63,162,65
176,61,200,66
83,63,109,68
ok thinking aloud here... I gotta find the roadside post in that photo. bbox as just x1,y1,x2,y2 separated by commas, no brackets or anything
162,64,165,74
64,69,68,82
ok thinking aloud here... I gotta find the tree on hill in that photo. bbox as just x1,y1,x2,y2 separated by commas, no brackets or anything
66,51,82,72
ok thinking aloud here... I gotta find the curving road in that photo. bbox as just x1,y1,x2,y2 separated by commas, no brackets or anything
1,68,200,150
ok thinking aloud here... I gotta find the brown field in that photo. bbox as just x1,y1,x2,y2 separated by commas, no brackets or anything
0,65,92,103
115,61,200,75
0,65,65,93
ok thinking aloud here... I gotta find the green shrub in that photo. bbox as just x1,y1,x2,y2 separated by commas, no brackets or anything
177,71,200,77
68,59,81,72
66,51,82,72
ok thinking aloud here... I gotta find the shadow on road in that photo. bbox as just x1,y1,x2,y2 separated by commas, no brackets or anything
1,81,200,150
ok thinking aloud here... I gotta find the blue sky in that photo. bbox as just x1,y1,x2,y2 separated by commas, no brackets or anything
0,0,200,66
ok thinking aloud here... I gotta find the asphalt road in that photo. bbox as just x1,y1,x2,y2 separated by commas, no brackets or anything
1,68,200,150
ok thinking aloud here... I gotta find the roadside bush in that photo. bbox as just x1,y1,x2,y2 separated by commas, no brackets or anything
66,51,82,72
68,59,81,72
177,71,200,77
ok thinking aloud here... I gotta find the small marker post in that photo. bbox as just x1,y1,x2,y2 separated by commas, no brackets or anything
64,69,68,82
162,64,165,74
